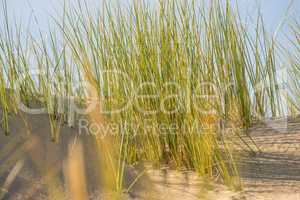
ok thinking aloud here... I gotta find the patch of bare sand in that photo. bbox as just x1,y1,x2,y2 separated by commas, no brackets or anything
239,116,300,200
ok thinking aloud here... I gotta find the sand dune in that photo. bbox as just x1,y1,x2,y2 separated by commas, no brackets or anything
0,108,300,199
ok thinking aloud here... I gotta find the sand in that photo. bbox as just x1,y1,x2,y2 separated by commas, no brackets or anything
238,117,300,200
0,108,300,199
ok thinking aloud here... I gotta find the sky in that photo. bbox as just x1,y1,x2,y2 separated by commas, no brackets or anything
1,0,300,44
0,0,297,114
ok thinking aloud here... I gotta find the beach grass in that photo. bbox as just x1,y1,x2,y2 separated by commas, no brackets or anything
0,0,298,197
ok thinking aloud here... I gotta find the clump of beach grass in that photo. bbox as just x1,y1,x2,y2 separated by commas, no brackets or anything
0,0,295,197
57,0,284,187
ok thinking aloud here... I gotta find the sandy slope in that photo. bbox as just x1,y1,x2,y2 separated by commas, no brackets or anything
238,117,300,200
0,108,300,199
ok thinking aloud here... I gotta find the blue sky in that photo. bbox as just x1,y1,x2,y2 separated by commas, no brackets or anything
1,0,300,43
